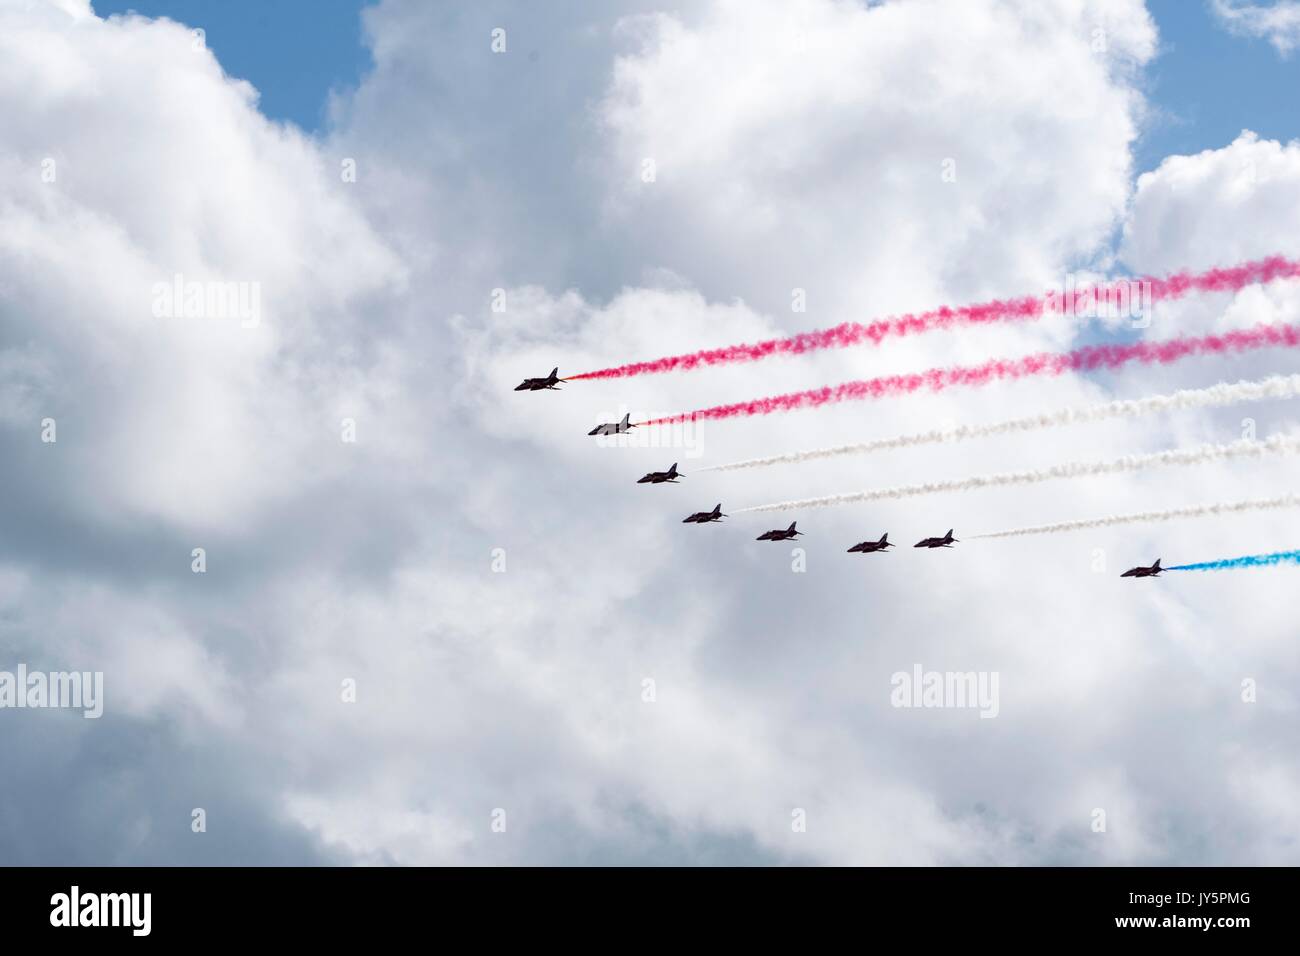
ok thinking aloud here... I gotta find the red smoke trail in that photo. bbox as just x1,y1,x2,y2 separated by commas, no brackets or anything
569,255,1300,380
636,323,1300,426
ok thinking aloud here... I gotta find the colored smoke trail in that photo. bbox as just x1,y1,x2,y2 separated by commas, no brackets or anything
970,494,1300,539
638,323,1300,427
1169,550,1300,571
570,255,1300,381
733,434,1300,514
700,375,1300,472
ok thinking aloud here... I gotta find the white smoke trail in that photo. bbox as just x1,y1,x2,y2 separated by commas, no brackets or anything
970,493,1300,539
733,434,1300,514
702,375,1300,472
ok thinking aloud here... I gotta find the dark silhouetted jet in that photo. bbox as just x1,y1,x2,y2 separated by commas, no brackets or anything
637,463,681,484
588,413,635,436
914,529,957,549
1121,559,1164,578
757,521,803,542
682,503,725,524
515,367,563,391
848,533,893,553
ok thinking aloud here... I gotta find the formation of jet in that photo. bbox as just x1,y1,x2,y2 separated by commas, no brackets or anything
588,413,635,436
637,463,681,484
914,529,957,549
848,533,893,554
756,521,803,542
519,371,1189,576
1121,559,1164,578
514,367,564,391
682,503,725,524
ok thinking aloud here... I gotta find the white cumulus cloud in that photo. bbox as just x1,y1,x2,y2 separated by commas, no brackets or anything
0,0,1297,865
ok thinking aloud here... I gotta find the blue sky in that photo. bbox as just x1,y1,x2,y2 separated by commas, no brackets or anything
93,0,377,130
91,0,1300,171
1141,0,1300,171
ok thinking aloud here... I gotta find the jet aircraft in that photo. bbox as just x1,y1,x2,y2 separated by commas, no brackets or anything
588,413,635,436
1121,559,1164,578
637,463,681,484
756,521,803,542
682,503,725,524
514,367,563,391
914,529,957,549
848,533,893,553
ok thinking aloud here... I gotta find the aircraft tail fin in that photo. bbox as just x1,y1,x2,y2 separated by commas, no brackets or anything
788,522,797,533
880,533,888,544
1153,558,1161,570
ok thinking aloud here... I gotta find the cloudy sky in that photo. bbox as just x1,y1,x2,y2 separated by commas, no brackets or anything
2,0,1299,865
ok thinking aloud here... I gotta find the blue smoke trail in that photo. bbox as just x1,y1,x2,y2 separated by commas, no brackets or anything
1168,550,1300,572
